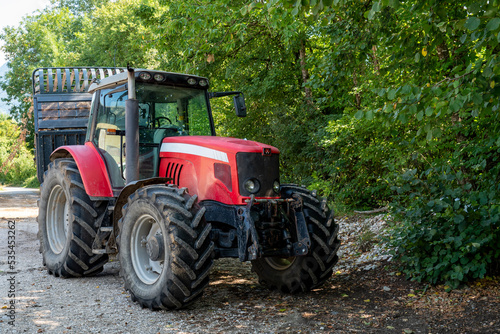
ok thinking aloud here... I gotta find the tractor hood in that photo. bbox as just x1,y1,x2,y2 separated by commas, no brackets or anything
158,136,280,203
160,136,280,160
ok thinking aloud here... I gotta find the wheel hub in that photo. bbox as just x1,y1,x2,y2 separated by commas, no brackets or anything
46,184,70,254
264,256,296,271
146,234,164,262
131,214,166,284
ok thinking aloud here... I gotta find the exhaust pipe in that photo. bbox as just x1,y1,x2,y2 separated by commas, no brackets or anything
125,66,139,184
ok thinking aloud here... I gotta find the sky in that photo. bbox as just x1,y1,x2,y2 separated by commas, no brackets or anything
0,0,51,65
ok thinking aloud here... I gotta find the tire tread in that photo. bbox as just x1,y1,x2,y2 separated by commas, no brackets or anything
38,159,109,278
118,185,213,310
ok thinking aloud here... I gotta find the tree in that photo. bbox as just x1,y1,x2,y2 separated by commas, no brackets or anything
50,0,109,15
0,114,37,186
73,0,157,67
0,7,84,147
261,0,500,287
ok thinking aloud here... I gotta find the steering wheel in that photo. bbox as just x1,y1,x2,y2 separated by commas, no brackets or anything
154,117,172,128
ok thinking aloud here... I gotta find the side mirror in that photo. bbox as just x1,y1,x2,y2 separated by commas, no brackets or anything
233,94,247,117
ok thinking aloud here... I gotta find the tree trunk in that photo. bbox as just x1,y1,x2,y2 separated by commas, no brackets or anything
436,41,449,61
299,39,313,106
353,70,361,109
372,45,380,74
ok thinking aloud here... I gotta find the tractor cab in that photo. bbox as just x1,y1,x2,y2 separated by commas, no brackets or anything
87,70,214,187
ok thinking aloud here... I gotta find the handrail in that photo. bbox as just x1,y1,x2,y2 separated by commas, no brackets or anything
32,67,126,94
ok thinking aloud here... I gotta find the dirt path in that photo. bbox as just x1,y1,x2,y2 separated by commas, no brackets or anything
0,187,499,333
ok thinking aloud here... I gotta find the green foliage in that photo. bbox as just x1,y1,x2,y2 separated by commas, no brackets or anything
309,117,399,208
281,0,500,285
386,105,500,287
0,114,38,187
74,0,157,67
388,166,500,288
51,0,109,15
0,6,84,147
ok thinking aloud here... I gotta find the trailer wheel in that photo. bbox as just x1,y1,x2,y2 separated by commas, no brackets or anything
38,158,109,277
117,185,213,310
251,184,340,293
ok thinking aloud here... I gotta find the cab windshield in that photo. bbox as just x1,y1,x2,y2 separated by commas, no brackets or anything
136,83,212,135
92,82,212,187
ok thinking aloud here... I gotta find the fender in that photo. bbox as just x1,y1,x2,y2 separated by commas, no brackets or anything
50,142,114,198
112,177,171,226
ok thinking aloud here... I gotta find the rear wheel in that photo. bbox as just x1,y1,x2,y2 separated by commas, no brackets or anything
38,158,109,277
251,184,340,293
118,185,214,310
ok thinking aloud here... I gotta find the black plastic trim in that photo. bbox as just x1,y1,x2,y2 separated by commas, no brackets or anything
236,153,279,197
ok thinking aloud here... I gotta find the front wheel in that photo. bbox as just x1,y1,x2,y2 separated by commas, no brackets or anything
251,184,340,293
118,185,214,310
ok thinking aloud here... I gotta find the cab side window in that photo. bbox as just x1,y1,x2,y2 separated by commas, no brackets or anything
93,85,127,187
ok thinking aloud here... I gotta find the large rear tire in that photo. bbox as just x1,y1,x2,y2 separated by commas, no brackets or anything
117,185,214,310
251,184,340,293
38,158,109,277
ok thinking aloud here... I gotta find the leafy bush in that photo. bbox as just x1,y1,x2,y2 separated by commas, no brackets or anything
388,154,500,288
306,115,420,210
0,116,38,187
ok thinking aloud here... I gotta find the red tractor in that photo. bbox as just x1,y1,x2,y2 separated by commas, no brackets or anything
32,67,340,309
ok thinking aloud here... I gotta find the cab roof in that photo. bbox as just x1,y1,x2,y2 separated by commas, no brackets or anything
88,69,209,93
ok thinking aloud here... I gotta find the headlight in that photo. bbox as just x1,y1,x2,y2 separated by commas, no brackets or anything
273,180,280,194
153,73,165,82
187,77,197,85
199,79,208,87
139,72,152,80
244,178,260,194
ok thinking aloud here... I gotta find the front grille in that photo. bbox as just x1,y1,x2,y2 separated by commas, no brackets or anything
236,152,279,197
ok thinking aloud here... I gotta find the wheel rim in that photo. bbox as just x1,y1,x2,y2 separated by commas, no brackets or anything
264,257,296,271
46,185,70,254
131,214,166,284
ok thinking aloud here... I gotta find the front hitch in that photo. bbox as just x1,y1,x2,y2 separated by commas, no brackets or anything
237,195,311,261
289,194,311,256
237,195,261,261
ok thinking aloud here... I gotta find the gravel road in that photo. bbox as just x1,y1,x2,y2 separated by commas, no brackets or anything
3,186,264,334
1,187,498,334
0,187,379,334
0,187,341,334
